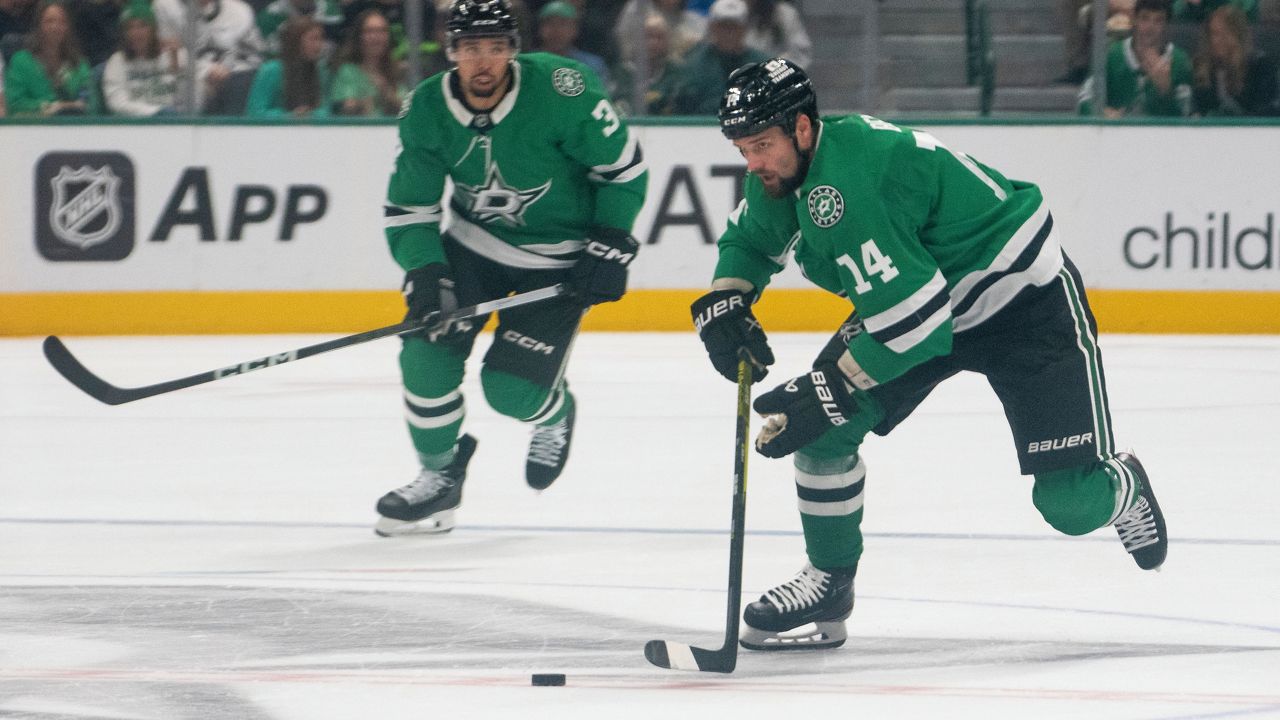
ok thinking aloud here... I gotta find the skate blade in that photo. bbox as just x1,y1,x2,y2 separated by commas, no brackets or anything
374,510,456,537
740,621,847,651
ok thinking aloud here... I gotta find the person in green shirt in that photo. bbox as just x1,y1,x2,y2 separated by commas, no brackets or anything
692,59,1167,651
245,15,331,116
372,0,647,537
3,0,101,116
1079,0,1193,116
330,7,404,116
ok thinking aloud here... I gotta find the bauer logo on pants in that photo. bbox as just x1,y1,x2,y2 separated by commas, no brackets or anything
35,151,136,261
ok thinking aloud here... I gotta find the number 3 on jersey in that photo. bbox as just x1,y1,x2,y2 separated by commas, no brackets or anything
836,240,899,295
592,99,620,137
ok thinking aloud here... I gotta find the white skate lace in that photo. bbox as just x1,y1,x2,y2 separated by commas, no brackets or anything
393,468,452,504
1115,497,1159,551
528,418,569,468
764,564,829,613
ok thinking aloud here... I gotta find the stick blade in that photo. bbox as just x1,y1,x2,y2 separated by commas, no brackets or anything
644,640,736,673
43,336,136,405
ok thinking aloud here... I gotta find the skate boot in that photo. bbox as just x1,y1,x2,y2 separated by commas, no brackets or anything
375,434,478,537
740,562,855,651
1113,451,1167,570
525,398,575,491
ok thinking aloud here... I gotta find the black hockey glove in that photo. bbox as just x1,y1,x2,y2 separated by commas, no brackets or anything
691,289,774,383
752,363,858,459
402,262,462,341
569,226,639,306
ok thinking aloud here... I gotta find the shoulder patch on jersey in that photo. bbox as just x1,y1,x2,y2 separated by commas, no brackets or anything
552,67,586,97
807,185,844,228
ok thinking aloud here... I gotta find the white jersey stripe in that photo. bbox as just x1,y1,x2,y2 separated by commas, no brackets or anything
449,215,578,269
950,202,1051,307
882,303,951,354
863,269,949,335
796,458,866,490
798,495,864,517
404,389,461,409
952,235,1063,332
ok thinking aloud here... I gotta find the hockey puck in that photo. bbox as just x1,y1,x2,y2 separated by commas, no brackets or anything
531,673,566,686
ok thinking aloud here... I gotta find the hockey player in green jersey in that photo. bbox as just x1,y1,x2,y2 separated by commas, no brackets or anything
374,0,647,536
691,58,1167,650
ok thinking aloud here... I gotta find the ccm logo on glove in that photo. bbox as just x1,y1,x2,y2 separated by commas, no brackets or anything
584,240,635,265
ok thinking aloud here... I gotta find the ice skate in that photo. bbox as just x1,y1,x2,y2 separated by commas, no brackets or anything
1113,451,1167,570
525,398,574,491
740,562,855,651
375,434,478,537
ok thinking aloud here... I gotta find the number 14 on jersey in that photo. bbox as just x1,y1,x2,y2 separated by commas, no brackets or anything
836,239,899,295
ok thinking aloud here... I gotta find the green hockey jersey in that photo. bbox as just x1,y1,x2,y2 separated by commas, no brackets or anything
714,114,1064,384
385,52,648,272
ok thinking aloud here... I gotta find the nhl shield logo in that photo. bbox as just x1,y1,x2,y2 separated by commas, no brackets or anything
36,152,135,261
50,166,122,249
807,185,844,228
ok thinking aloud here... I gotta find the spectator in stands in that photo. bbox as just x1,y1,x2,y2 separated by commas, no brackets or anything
257,0,343,55
611,10,683,115
330,7,403,115
246,15,330,115
1058,0,1136,84
1192,4,1278,114
154,0,265,114
1,0,38,62
549,0,625,70
341,0,508,76
1175,0,1258,23
535,1,610,87
743,0,810,68
616,0,704,62
102,0,200,115
645,11,686,114
1078,0,1193,116
0,53,7,115
3,0,101,115
668,0,767,115
65,0,122,68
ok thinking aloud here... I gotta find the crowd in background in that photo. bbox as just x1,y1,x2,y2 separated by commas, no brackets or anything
1068,0,1279,116
0,0,1276,118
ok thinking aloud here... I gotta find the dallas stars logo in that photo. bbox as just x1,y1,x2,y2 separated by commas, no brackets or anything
807,185,844,228
457,163,551,227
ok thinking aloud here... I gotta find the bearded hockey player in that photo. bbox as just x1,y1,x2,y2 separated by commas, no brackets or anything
375,0,647,536
691,58,1167,650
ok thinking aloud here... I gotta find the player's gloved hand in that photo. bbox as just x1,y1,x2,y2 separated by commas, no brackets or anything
569,226,639,305
402,262,461,341
691,289,774,383
752,363,858,458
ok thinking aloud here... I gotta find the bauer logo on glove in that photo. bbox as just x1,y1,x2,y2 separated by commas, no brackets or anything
752,364,858,458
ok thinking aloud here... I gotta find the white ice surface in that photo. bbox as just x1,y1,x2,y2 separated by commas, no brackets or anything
1,332,1278,719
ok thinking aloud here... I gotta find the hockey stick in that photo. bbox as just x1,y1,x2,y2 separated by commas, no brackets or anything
644,352,751,673
43,283,568,406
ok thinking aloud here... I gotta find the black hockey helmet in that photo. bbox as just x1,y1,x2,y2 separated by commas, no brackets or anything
718,58,818,140
446,0,520,51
